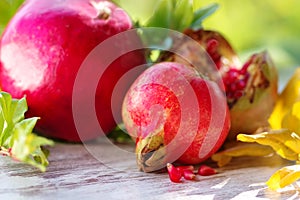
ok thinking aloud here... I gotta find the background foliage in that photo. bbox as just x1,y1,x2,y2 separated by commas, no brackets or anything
115,0,300,88
0,0,23,32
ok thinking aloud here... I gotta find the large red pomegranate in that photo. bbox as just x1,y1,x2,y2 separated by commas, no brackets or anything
0,0,145,142
122,62,230,172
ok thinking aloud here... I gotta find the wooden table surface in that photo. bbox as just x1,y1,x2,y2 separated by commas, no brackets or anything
1,138,299,200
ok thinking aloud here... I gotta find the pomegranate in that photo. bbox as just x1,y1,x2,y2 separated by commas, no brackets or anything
122,62,230,172
161,29,278,140
0,0,145,142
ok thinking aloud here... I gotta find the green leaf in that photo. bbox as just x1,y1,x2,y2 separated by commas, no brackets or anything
0,92,54,172
172,0,193,32
0,92,14,145
190,3,219,31
142,1,219,34
145,0,173,28
108,124,134,144
12,119,54,171
11,97,27,124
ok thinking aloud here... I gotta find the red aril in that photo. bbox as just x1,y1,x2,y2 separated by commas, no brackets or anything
176,165,195,175
167,163,182,183
198,165,217,176
182,169,196,180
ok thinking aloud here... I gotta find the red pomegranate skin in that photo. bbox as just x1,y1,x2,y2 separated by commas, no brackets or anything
122,62,230,172
0,0,145,142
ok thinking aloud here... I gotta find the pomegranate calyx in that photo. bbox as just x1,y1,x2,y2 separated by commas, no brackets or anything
136,134,166,172
90,1,112,20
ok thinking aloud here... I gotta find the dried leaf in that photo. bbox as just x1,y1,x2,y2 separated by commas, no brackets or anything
237,129,300,161
282,101,300,135
212,143,273,167
266,165,300,190
269,68,300,129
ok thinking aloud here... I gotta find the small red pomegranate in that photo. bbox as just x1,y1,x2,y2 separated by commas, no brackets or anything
122,62,230,172
161,29,278,140
0,0,145,142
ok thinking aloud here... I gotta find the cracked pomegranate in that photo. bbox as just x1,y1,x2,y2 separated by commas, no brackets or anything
0,0,145,142
122,62,230,172
161,29,278,139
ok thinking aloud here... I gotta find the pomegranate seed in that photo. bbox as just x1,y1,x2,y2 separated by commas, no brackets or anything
229,68,240,74
234,90,244,99
183,169,196,180
244,73,250,81
176,165,195,175
167,163,182,183
206,39,224,69
230,83,237,92
226,72,239,83
236,80,246,90
240,67,248,75
226,92,234,100
198,165,217,176
206,39,218,54
211,52,221,61
215,59,222,70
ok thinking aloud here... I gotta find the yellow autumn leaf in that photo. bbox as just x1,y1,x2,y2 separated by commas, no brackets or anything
282,101,300,135
212,143,274,167
266,165,300,190
269,68,300,129
237,129,300,161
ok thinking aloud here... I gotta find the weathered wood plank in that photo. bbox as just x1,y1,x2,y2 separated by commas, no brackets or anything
0,140,299,200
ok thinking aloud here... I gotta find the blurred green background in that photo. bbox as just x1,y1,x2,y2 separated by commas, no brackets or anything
115,0,300,88
1,0,299,87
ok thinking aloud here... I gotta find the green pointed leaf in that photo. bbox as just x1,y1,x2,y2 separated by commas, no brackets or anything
190,3,219,31
11,97,27,124
145,0,173,28
172,0,193,31
0,92,13,145
0,92,54,172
